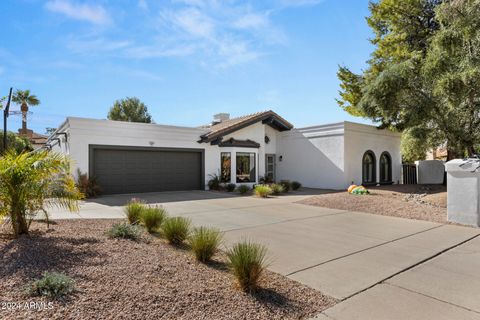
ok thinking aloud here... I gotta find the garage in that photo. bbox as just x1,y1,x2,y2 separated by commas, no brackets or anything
90,146,204,195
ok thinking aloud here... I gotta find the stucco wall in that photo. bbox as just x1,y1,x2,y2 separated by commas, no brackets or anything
415,160,445,184
57,117,220,189
343,122,402,187
276,123,346,189
54,117,276,189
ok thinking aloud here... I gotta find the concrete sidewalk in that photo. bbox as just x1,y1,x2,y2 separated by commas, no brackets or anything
48,190,480,319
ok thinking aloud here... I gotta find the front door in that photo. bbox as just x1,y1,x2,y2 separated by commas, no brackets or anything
265,154,276,182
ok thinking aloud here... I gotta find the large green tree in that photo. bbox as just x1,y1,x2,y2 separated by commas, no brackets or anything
338,0,480,160
107,97,153,123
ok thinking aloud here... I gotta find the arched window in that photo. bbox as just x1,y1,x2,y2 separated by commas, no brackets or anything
380,152,392,183
362,151,376,185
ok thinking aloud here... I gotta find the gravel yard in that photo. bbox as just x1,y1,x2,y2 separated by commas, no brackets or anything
0,220,335,320
300,184,447,223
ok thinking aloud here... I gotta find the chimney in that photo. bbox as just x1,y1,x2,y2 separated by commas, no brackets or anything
212,113,230,124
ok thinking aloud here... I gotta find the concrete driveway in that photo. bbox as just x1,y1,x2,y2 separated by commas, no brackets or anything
49,190,480,319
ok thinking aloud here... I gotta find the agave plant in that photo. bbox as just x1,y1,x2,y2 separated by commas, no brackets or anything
0,150,83,237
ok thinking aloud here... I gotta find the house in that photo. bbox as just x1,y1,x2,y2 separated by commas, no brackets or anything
18,128,48,149
48,110,401,195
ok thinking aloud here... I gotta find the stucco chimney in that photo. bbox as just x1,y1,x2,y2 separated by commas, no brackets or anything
213,113,230,123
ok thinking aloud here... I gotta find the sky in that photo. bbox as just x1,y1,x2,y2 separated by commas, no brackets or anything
0,0,374,134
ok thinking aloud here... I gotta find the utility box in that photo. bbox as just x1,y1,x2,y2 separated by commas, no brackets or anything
445,159,480,227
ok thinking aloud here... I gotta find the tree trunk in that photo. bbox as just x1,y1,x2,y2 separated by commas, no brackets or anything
12,210,29,237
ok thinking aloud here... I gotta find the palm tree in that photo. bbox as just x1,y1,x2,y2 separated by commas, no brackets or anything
12,89,40,133
0,150,83,237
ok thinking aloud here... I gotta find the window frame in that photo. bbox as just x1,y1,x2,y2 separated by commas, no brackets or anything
220,152,231,183
362,150,376,185
236,152,256,183
379,151,392,184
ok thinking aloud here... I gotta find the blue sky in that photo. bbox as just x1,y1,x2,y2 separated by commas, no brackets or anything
0,0,373,134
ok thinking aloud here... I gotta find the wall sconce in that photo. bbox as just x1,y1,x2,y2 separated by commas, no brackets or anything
279,155,283,162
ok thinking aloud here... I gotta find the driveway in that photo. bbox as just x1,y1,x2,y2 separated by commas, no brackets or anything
49,190,480,319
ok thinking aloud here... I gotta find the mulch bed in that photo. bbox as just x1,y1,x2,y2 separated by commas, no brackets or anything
299,185,447,223
0,220,335,320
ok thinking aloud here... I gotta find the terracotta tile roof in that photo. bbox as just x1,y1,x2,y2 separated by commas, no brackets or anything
199,110,293,143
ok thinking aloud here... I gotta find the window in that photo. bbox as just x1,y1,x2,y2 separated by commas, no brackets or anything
220,152,231,183
380,152,392,183
362,150,376,185
236,152,256,183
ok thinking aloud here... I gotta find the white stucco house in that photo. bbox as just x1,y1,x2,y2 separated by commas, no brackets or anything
48,110,402,195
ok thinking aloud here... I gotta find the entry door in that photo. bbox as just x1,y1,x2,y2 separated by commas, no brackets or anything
265,154,276,182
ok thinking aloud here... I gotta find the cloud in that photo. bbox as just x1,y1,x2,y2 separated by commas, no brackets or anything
45,0,111,25
163,8,215,39
233,13,269,30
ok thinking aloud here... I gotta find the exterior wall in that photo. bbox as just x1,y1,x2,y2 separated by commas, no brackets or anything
222,121,277,185
415,160,445,184
52,116,402,192
343,122,402,187
446,159,480,226
55,117,218,189
276,123,346,189
53,117,275,190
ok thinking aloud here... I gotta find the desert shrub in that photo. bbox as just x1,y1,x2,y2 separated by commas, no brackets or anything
107,222,143,240
254,185,273,198
76,169,102,198
162,217,191,244
259,175,273,184
188,226,223,263
237,185,250,195
291,181,302,191
124,198,146,224
226,183,236,192
27,272,75,299
279,180,291,192
208,174,220,190
226,241,268,292
140,206,167,233
270,183,284,194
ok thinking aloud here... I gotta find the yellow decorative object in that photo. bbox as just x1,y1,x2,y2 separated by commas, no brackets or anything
347,184,357,193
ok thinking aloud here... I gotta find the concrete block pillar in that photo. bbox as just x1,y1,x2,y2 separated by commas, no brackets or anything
445,159,480,227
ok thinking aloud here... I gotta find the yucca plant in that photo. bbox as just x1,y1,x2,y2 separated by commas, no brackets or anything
162,216,191,245
254,184,273,198
188,226,223,263
0,150,83,237
270,183,284,194
124,199,146,224
226,241,268,292
27,272,75,299
140,206,167,233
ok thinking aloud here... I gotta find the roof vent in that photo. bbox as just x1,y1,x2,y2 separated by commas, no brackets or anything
212,113,230,124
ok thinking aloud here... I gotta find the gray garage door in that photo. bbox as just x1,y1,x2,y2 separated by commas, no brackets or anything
92,148,203,195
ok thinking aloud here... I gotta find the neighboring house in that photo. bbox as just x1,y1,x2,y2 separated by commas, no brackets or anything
18,128,48,149
49,110,401,195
